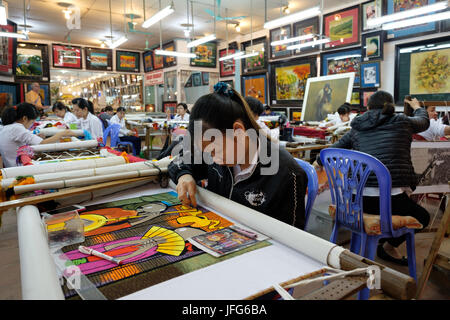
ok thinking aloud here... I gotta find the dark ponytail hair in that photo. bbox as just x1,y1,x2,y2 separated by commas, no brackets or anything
72,98,94,114
52,101,69,113
189,83,261,136
1,103,39,125
116,107,126,113
337,102,351,115
367,90,395,116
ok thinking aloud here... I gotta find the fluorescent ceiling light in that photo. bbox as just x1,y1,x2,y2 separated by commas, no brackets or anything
155,49,196,58
234,51,259,60
187,34,217,48
367,1,448,27
142,5,174,28
264,6,320,29
0,3,7,26
287,38,330,50
107,36,128,48
0,31,28,39
219,51,244,61
382,10,450,30
271,34,314,46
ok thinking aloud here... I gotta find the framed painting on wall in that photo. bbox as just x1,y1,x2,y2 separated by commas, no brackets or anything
395,36,450,104
241,73,268,105
25,82,50,106
219,48,236,77
116,50,140,73
362,31,384,61
360,61,381,88
0,20,17,77
289,108,303,122
202,72,209,85
241,37,268,75
301,73,355,122
163,101,177,114
192,73,202,87
292,17,320,55
269,56,317,105
52,44,82,69
383,0,438,41
85,47,112,71
321,48,361,86
323,5,360,50
143,50,154,72
190,42,217,68
16,42,50,82
362,88,378,108
350,89,361,108
162,41,177,68
152,50,164,70
361,0,383,32
269,25,292,59
271,107,288,117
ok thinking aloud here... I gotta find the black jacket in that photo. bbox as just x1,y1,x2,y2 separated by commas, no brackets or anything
318,108,429,189
168,143,308,230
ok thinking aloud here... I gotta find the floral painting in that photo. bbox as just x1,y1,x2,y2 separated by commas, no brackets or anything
410,49,450,94
275,64,311,100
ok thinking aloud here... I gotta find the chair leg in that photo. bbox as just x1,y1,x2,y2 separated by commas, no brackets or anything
405,231,417,281
357,236,377,301
330,223,339,244
350,233,362,255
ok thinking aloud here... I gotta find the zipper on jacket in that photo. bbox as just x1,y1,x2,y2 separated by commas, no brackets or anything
227,167,234,199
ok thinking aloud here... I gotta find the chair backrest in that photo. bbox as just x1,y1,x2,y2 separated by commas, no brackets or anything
103,123,121,148
294,158,319,228
319,148,394,234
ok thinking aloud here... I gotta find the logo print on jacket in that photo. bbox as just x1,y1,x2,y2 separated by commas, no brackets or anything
244,190,266,207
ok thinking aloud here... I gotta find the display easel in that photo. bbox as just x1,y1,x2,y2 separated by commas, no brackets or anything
415,185,450,299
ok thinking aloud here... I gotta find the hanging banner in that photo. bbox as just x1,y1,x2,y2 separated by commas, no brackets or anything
144,70,164,86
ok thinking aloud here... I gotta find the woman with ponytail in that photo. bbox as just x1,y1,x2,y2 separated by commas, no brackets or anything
315,90,431,265
52,101,78,125
0,103,77,167
168,82,308,230
72,98,103,140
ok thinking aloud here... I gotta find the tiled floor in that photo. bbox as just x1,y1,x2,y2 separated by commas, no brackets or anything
0,199,448,300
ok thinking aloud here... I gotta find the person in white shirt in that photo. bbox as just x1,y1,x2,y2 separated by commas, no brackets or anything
416,106,450,141
173,103,190,122
52,102,78,126
72,98,104,141
320,103,356,129
109,107,141,156
0,103,77,167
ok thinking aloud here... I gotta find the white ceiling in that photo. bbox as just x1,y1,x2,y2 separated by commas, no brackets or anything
6,0,361,51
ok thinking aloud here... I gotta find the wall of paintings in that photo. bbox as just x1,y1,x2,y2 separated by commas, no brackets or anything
216,0,450,120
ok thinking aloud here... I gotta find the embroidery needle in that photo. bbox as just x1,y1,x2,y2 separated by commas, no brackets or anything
78,245,123,265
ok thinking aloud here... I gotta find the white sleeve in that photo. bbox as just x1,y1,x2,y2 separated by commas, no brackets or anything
432,120,446,137
13,125,43,145
90,117,104,140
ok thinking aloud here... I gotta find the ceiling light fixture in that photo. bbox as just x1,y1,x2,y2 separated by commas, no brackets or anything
219,51,244,61
287,37,330,50
62,9,72,20
0,1,7,25
271,33,314,46
382,10,450,30
282,6,290,14
142,3,174,28
235,23,240,32
264,5,320,29
367,1,448,27
155,49,196,58
0,31,28,39
187,33,216,48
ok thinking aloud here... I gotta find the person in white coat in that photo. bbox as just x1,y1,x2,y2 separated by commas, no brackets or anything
0,103,77,167
52,102,78,125
417,105,450,141
109,107,141,156
173,103,190,122
72,98,104,140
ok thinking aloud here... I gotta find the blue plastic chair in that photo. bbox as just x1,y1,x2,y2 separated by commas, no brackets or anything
294,158,319,229
103,123,136,155
320,148,417,299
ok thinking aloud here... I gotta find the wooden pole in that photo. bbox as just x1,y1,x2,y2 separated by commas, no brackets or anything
415,191,450,299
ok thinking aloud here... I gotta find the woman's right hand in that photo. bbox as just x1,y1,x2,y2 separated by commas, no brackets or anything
177,174,197,208
405,98,421,110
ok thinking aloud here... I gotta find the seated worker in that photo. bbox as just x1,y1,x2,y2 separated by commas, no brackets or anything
315,91,430,265
320,103,356,128
52,102,78,125
109,107,141,156
416,105,450,141
262,105,275,116
72,98,104,140
168,82,309,230
173,103,190,122
0,103,77,167
245,96,277,141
